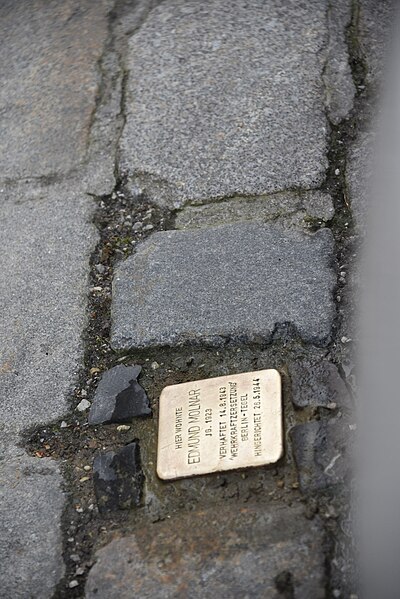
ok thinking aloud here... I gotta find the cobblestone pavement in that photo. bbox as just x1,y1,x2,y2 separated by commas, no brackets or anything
0,1,394,597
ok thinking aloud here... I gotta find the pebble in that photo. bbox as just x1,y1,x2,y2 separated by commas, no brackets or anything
81,389,87,397
60,421,68,428
143,224,154,231
69,580,79,589
95,263,105,274
334,168,340,175
151,361,160,370
76,567,85,576
70,554,80,563
132,222,143,232
83,465,91,471
76,398,91,412
117,425,131,432
341,336,352,344
79,476,90,483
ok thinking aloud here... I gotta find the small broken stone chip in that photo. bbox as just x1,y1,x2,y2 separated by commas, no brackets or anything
157,369,282,481
93,442,143,513
88,364,151,425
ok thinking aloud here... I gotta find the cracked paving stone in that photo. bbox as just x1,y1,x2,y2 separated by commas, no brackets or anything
88,365,151,425
120,0,329,207
111,223,336,349
290,419,353,493
86,502,325,598
289,358,352,410
93,443,144,513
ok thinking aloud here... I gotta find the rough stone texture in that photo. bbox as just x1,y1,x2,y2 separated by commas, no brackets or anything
0,455,65,599
111,223,336,349
345,1,396,234
175,191,334,230
289,358,352,410
86,502,326,598
0,185,97,447
0,182,97,596
93,443,144,513
323,0,355,124
291,419,353,493
89,365,151,425
346,128,375,236
0,0,111,181
359,0,395,88
120,0,329,207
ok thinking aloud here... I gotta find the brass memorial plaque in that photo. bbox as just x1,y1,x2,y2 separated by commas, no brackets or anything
157,369,282,480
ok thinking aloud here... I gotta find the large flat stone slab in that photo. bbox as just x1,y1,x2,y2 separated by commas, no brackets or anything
120,0,329,207
111,223,336,349
0,0,111,181
86,503,326,598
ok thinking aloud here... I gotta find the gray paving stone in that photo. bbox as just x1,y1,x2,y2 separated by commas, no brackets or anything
0,184,97,447
86,502,325,598
346,127,375,236
0,455,65,599
175,191,334,230
0,0,111,181
289,358,352,410
291,418,353,493
359,0,395,89
346,1,395,236
0,182,97,595
111,223,336,349
120,0,329,207
323,0,355,124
